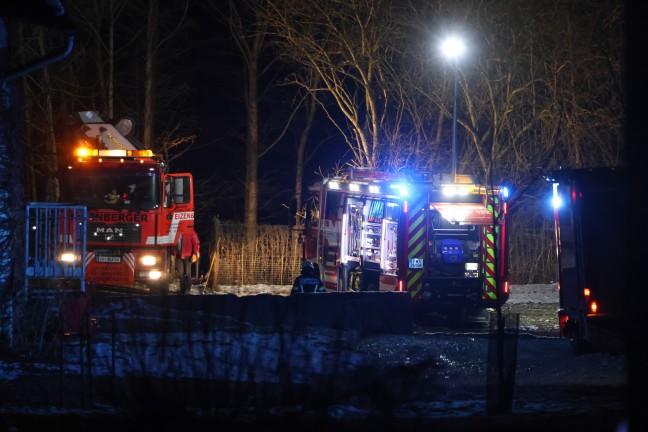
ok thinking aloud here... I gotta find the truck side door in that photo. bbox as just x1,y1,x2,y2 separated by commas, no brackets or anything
160,174,195,245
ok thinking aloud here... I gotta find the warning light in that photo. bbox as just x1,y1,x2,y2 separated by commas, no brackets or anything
73,148,154,158
390,184,409,197
590,301,598,314
552,183,563,209
75,148,91,157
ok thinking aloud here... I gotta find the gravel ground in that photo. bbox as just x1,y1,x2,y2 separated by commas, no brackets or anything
504,284,560,337
503,302,560,336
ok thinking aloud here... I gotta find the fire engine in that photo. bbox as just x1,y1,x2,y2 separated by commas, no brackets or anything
547,166,627,353
55,111,195,294
302,168,510,319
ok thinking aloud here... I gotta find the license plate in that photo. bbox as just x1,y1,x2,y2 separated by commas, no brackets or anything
409,258,423,269
96,256,121,263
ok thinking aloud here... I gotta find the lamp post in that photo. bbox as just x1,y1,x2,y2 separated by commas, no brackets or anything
441,37,465,183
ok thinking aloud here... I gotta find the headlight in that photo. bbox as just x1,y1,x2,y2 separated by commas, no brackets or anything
141,255,157,266
148,270,162,280
59,252,78,263
465,262,478,271
464,262,479,278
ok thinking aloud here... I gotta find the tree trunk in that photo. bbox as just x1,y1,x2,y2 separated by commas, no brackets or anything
36,27,59,196
0,17,27,302
244,42,259,244
293,89,318,227
143,0,158,149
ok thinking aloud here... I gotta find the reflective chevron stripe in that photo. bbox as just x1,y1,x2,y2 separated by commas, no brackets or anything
481,195,499,300
406,195,427,298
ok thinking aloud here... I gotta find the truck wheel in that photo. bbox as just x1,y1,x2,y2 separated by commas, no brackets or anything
337,263,360,292
571,333,593,355
337,268,346,292
349,269,361,291
569,323,593,355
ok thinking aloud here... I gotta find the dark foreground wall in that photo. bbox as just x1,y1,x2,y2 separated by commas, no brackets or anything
142,292,413,335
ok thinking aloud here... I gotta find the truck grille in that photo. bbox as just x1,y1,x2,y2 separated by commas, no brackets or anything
87,222,141,243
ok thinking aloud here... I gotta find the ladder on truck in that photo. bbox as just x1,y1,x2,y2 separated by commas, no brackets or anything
25,203,87,296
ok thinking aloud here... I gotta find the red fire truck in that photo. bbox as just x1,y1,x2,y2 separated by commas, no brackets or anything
547,167,627,353
57,111,195,294
302,168,510,319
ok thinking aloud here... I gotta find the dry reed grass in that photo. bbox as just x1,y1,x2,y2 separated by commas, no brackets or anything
206,221,303,288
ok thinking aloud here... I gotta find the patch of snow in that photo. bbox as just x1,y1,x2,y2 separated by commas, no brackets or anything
508,283,559,304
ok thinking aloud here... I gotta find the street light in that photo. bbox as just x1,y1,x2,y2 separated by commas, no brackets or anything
440,37,465,183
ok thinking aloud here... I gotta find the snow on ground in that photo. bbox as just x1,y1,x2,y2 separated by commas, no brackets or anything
0,282,578,391
0,284,558,394
208,284,292,296
0,284,558,381
507,283,559,304
0,282,564,385
201,282,560,303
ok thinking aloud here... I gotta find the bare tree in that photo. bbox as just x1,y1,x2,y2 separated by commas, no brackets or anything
290,73,319,226
231,0,264,240
67,0,129,118
266,0,409,169
13,22,66,200
18,0,196,193
69,0,195,154
451,0,624,185
206,0,283,241
107,0,191,151
139,0,190,151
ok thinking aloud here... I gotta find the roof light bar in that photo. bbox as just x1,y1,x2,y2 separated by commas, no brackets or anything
73,148,154,158
442,185,470,196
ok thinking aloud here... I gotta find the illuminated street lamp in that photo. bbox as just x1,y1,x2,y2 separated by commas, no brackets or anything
440,37,465,183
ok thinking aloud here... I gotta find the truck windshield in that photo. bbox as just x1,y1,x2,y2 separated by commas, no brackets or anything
61,169,161,210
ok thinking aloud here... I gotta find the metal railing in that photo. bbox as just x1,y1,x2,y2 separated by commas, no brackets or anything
24,203,87,295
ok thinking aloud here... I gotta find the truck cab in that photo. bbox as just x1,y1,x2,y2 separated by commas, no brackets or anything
57,111,195,294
